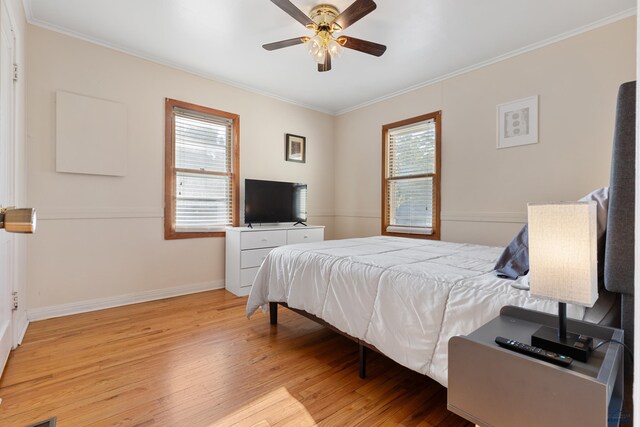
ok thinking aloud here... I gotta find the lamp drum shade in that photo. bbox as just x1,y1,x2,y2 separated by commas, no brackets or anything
527,202,598,307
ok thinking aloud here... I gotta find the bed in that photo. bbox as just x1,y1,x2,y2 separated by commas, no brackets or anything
246,81,635,390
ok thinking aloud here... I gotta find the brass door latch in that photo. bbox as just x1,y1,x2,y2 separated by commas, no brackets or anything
0,207,36,233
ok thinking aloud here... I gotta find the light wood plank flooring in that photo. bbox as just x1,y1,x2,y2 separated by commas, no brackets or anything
0,290,472,426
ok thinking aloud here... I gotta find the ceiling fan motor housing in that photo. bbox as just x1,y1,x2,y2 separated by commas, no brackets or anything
310,4,340,29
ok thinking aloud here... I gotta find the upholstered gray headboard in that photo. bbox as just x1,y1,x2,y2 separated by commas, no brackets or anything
604,81,635,354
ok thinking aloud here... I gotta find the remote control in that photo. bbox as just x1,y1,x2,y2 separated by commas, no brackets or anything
495,336,573,367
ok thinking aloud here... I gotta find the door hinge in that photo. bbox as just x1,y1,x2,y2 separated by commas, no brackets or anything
11,291,17,311
12,64,17,82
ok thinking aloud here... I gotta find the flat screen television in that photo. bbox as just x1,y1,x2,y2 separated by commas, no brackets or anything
244,179,307,225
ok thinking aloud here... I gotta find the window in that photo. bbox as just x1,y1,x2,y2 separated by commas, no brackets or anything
382,111,441,239
164,99,239,239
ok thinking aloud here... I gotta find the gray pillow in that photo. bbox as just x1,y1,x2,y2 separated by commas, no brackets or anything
496,187,609,287
494,224,529,279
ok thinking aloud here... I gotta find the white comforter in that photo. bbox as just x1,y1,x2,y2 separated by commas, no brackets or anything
246,236,584,387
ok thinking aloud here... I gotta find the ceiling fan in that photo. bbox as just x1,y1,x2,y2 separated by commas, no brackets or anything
262,0,387,72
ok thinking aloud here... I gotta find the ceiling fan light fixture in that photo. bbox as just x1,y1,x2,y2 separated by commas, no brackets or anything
308,34,326,63
311,47,326,64
314,51,326,64
326,38,343,58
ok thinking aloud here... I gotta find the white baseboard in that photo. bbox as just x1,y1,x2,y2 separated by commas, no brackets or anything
27,280,225,321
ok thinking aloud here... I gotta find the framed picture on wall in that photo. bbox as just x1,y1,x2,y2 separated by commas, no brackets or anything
285,133,306,163
497,95,538,149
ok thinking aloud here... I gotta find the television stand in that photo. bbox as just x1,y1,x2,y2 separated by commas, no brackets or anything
246,222,306,228
225,224,325,296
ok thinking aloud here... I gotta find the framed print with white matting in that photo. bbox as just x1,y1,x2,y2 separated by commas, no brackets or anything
497,96,538,149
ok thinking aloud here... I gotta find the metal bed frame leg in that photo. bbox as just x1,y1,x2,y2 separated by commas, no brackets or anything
359,343,366,379
269,302,278,325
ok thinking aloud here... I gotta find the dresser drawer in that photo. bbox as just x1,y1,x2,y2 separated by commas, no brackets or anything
240,267,259,289
241,230,287,250
287,228,324,244
241,247,273,269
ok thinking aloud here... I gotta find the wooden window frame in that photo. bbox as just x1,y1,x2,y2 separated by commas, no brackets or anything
381,111,441,240
164,98,240,239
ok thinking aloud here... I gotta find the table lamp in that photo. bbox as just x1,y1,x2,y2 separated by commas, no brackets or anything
527,202,598,362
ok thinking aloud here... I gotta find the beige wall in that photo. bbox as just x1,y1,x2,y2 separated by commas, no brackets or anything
25,17,636,315
334,17,637,246
26,25,335,312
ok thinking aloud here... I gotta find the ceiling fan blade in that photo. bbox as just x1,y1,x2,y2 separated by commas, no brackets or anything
263,37,309,51
270,0,315,28
332,0,377,31
318,52,332,72
338,36,386,57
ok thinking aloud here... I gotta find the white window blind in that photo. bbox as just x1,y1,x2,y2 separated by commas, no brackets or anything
173,108,234,232
386,119,436,234
294,184,308,220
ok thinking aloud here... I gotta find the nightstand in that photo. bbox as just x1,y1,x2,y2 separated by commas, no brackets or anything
448,306,625,427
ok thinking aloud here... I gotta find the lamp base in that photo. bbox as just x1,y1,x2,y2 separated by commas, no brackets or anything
531,326,593,362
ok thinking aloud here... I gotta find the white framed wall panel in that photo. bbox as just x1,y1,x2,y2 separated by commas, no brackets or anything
56,90,127,176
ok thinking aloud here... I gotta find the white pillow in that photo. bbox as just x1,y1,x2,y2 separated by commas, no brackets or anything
579,187,608,242
579,187,608,283
511,273,530,291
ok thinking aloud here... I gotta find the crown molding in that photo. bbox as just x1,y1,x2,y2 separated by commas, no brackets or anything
25,13,335,116
334,7,637,116
22,2,636,116
21,0,32,21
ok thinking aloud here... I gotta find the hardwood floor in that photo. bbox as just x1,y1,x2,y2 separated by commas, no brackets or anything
0,290,472,426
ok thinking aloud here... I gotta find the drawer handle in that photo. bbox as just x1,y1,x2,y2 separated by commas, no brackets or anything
261,238,268,242
304,235,308,239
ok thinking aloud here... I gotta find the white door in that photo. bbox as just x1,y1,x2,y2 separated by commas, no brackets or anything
0,1,15,374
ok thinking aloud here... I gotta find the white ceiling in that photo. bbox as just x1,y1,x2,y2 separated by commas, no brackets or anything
25,0,636,114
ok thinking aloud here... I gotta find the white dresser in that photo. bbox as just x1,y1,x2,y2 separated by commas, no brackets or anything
225,225,325,296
